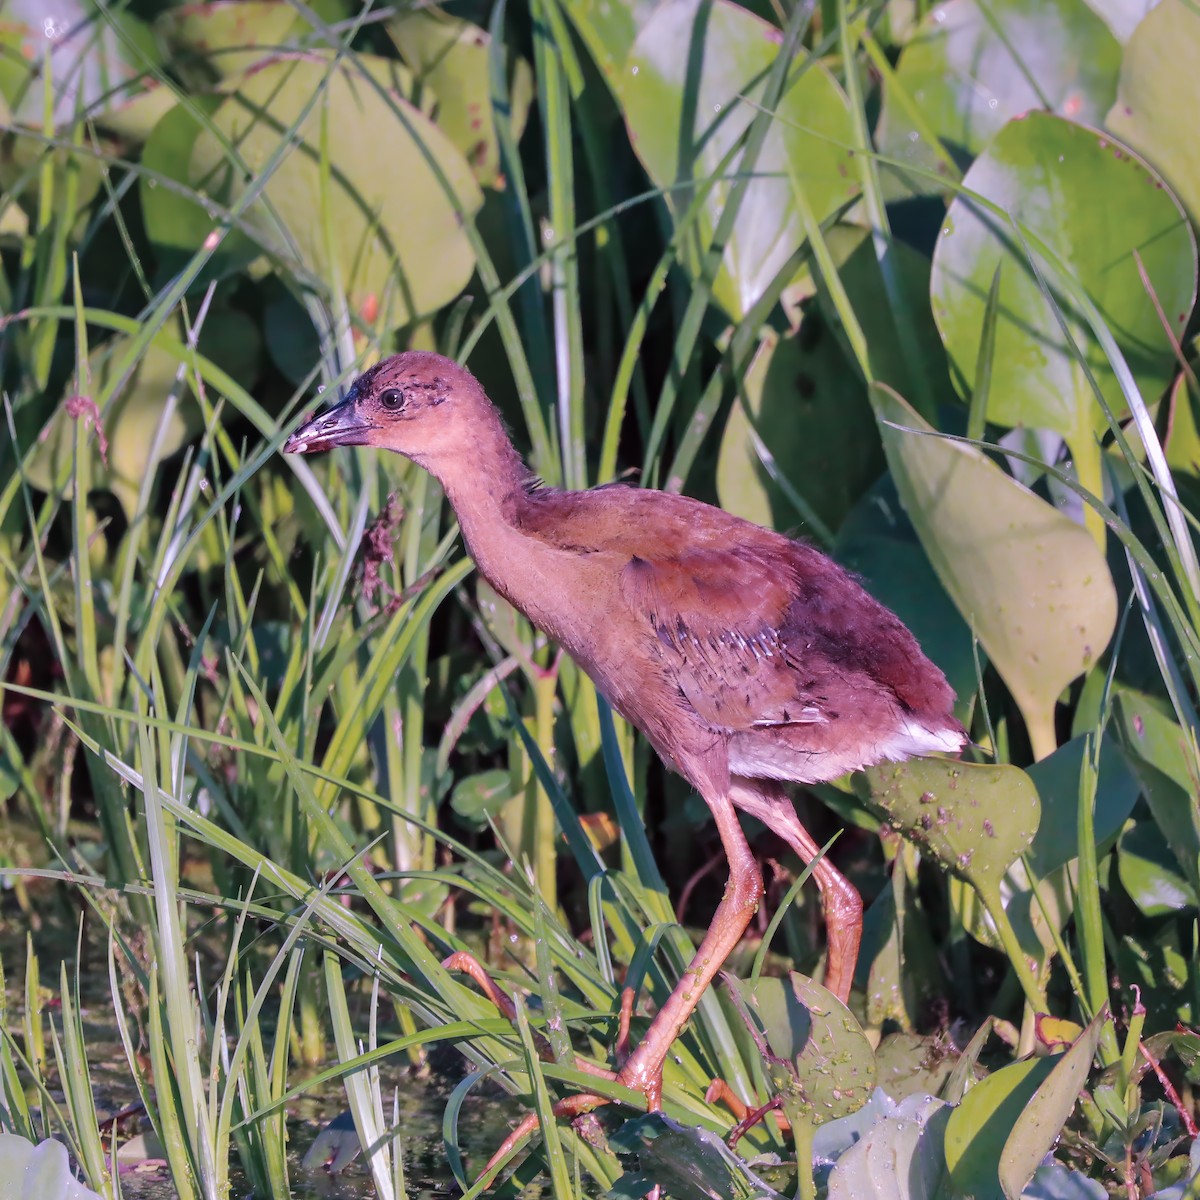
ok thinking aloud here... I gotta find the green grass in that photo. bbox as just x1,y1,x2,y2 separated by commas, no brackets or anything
1,0,1199,1197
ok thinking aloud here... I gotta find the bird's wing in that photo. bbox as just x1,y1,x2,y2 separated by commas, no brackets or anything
515,487,951,734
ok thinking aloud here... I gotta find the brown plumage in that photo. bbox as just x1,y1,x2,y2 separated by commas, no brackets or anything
284,350,964,1114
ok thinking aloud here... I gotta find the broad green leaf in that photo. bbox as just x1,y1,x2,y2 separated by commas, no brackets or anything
156,2,316,79
1118,820,1198,916
1025,735,1139,879
856,757,1040,891
826,1093,951,1200
944,1056,1056,1198
1106,0,1200,225
997,1008,1105,1199
835,474,979,714
189,52,482,327
876,0,1121,197
1115,690,1200,899
559,0,660,83
930,112,1196,473
732,973,876,1128
874,385,1118,760
1083,0,1162,43
874,1033,961,1101
715,320,882,536
858,870,944,1031
617,0,857,319
141,95,260,283
388,6,533,187
609,1113,786,1200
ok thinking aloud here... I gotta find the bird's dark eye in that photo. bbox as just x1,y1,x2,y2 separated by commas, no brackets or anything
378,388,405,411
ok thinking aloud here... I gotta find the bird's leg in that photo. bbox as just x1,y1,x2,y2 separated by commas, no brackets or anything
729,779,862,1003
615,788,764,1106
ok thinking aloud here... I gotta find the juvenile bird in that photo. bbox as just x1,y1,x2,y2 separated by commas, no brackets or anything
284,351,964,1114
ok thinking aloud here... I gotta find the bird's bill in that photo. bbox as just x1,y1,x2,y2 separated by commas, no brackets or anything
283,400,373,454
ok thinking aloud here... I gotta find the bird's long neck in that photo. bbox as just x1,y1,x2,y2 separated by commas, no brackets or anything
426,405,541,594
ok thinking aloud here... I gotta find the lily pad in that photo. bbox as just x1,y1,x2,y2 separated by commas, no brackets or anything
618,0,857,318
188,51,481,328
1106,0,1200,225
876,0,1121,197
874,384,1118,760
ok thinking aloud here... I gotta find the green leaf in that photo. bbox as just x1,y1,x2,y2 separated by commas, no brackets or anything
856,757,1040,892
388,6,532,187
1106,0,1200,225
826,1093,951,1200
930,112,1196,453
997,1008,1106,1199
715,318,882,537
558,0,660,84
835,472,979,718
156,2,317,79
617,0,857,319
0,0,162,128
876,0,1121,198
944,1056,1056,1199
450,769,516,830
1024,734,1139,878
1115,690,1200,900
189,51,482,327
1118,820,1199,917
874,384,1118,760
732,972,876,1128
610,1113,786,1200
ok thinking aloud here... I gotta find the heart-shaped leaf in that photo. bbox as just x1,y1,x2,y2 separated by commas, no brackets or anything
388,7,532,187
874,384,1118,759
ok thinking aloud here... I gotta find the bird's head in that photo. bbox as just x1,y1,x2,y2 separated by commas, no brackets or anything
283,351,487,468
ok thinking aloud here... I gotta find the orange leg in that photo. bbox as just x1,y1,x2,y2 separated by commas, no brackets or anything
729,779,862,1004
614,787,764,1105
